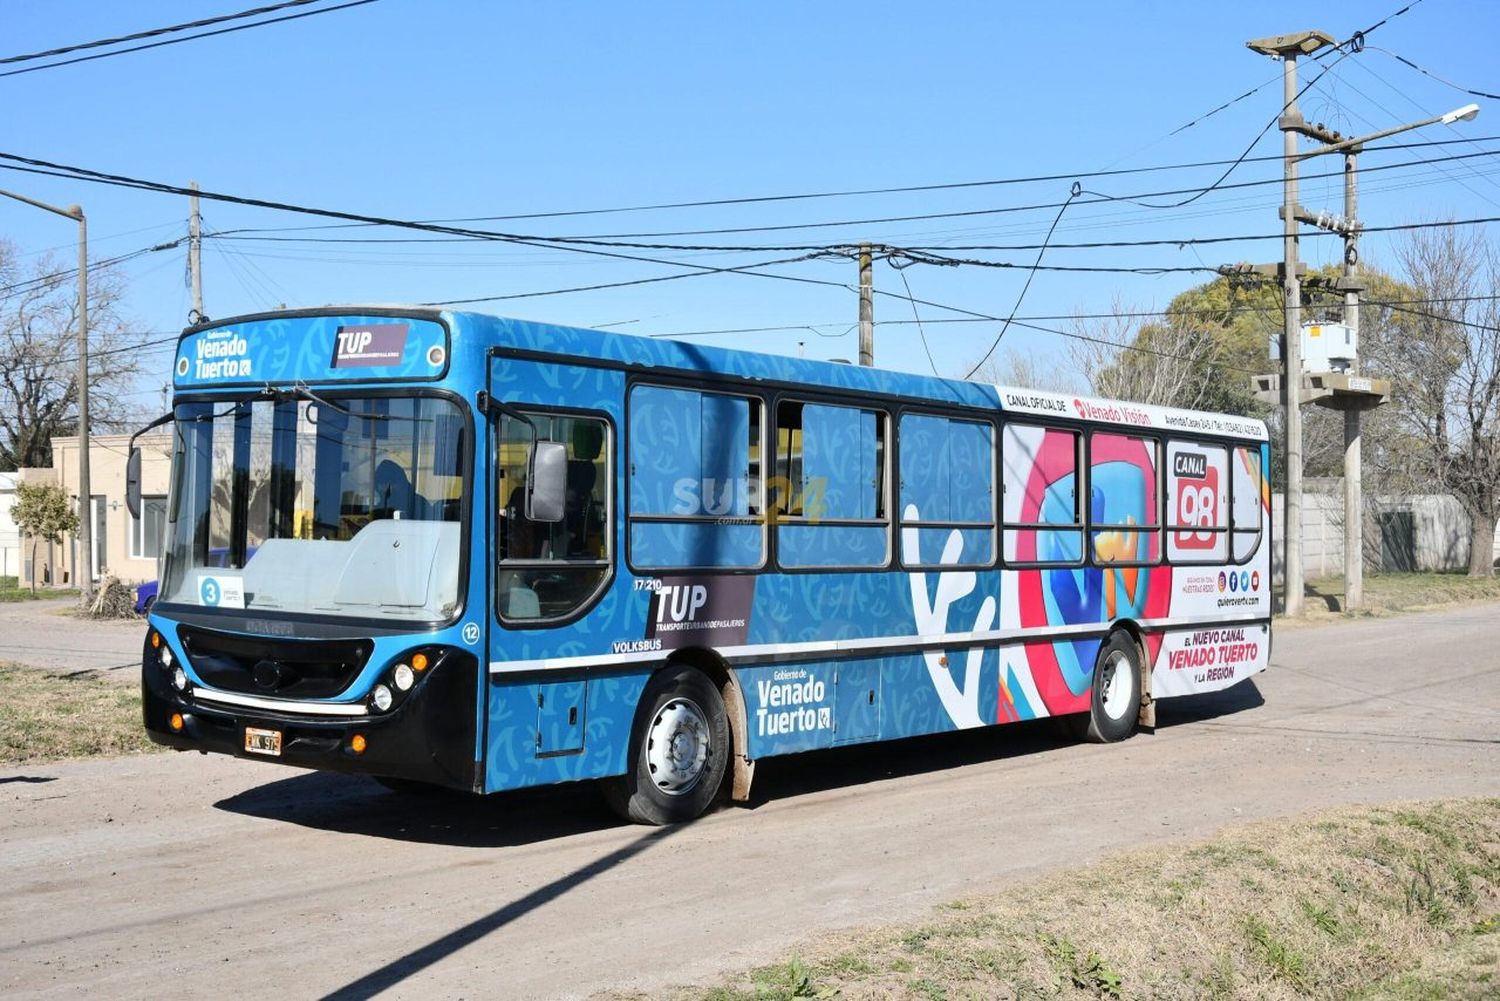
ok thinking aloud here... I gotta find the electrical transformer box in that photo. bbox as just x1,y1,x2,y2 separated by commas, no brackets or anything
1302,321,1356,372
1270,321,1358,373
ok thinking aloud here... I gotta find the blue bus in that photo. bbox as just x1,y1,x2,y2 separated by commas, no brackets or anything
130,307,1272,824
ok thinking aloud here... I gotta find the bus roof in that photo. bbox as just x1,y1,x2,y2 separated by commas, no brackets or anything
184,306,1269,442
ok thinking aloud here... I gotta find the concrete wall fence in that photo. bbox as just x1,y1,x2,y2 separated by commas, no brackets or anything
1272,481,1500,583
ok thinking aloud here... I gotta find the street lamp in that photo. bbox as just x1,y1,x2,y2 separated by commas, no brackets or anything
1245,29,1480,615
0,188,92,603
1245,30,1336,616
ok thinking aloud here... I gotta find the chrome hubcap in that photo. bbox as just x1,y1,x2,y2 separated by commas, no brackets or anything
1101,650,1134,720
645,697,710,796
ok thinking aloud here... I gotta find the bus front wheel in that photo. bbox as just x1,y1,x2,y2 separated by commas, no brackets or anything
1083,632,1141,743
604,665,729,825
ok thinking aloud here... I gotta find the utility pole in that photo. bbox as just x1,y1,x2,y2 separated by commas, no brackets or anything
858,242,874,366
1289,102,1477,607
0,188,92,602
76,208,90,603
1341,153,1364,608
1247,31,1334,616
1241,60,1473,613
189,180,204,323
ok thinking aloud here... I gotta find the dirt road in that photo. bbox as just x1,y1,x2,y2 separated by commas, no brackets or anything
2,606,1497,999
0,598,143,676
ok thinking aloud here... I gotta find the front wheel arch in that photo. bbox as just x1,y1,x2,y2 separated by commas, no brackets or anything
1084,630,1142,743
603,662,731,825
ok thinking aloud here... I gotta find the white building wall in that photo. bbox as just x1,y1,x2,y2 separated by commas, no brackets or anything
0,472,19,582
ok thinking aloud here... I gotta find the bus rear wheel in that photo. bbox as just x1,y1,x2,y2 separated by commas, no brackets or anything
603,665,729,825
1083,632,1141,743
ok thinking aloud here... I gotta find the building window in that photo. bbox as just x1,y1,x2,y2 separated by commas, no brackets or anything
131,495,168,560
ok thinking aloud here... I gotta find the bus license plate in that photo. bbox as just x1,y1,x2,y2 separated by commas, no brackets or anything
244,727,282,757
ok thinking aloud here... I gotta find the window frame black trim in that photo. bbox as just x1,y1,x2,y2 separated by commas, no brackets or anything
623,380,770,576
770,394,893,572
1000,421,1086,569
895,408,999,571
1085,429,1164,569
492,403,618,631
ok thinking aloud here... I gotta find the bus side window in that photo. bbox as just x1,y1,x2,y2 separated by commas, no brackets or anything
1231,445,1266,562
627,385,763,571
497,412,611,623
1088,431,1160,565
1001,423,1082,565
899,414,994,568
775,400,888,569
1165,440,1228,564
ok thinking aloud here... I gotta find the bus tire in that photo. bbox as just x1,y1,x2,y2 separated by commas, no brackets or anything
603,665,729,826
1084,632,1141,744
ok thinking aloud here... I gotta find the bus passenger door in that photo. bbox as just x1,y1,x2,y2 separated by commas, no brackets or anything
483,353,623,787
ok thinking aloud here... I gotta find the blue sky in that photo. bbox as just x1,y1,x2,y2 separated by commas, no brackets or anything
4,0,1498,411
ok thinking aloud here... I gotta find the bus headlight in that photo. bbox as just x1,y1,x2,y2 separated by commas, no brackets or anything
371,684,394,712
161,646,174,669
393,663,415,691
172,666,188,691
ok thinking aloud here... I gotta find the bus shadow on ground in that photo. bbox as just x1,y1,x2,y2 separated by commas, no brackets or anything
1153,679,1265,727
213,682,1265,847
214,771,626,848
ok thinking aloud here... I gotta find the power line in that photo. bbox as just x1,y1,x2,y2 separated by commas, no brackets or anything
0,153,1224,280
190,147,1500,257
1366,44,1500,101
0,1,380,80
888,261,940,377
962,185,1082,379
177,136,1500,241
0,239,184,298
2,1,324,65
1334,57,1500,210
423,252,831,306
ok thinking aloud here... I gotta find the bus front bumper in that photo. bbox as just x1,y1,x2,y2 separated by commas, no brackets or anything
141,643,480,793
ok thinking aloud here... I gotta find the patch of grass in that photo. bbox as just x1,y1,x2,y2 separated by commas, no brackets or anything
653,800,1500,1001
1301,570,1500,619
0,586,80,603
1244,914,1308,989
0,663,157,763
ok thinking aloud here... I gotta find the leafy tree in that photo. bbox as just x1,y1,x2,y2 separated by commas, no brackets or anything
1368,224,1500,576
9,480,78,592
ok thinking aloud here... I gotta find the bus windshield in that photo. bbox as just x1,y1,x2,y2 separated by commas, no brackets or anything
159,392,466,623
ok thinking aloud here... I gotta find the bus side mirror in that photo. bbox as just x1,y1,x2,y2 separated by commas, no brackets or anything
526,441,568,523
125,447,143,520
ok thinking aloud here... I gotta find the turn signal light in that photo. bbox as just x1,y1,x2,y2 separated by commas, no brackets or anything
151,631,162,649
411,652,429,672
169,713,184,732
350,734,367,754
